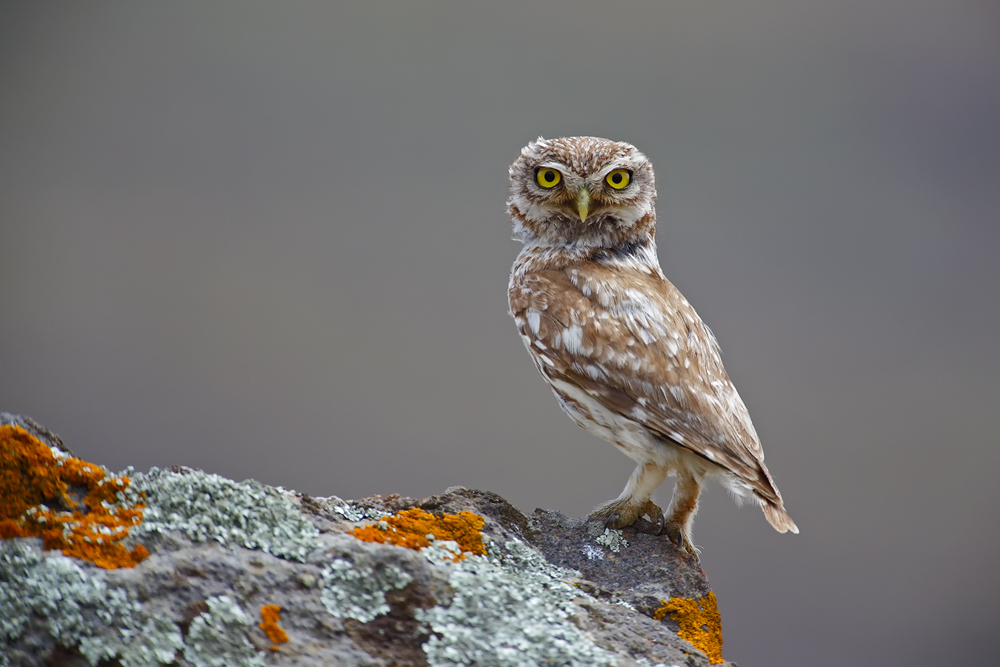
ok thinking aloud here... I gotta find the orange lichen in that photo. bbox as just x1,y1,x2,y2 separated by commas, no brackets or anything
653,591,724,664
349,508,486,560
259,604,289,650
0,424,147,569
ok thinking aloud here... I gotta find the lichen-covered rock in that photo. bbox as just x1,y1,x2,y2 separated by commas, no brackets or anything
125,465,320,562
1,414,736,666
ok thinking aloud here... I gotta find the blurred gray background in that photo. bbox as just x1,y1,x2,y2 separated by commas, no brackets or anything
2,2,998,665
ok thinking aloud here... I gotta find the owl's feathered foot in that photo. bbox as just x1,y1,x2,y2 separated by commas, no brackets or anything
591,498,699,559
590,498,664,533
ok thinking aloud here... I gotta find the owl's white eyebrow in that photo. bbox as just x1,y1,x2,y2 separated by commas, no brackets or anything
596,162,632,178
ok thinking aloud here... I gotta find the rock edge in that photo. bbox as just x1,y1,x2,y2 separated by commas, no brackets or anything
1,413,735,666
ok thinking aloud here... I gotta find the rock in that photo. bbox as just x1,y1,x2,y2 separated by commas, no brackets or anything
0,413,735,666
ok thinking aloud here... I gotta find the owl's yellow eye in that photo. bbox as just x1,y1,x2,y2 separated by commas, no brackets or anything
605,169,631,190
535,168,562,189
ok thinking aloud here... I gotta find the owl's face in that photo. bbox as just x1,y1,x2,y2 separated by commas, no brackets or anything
507,136,657,248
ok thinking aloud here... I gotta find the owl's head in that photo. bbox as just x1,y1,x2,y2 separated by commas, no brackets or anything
507,136,657,248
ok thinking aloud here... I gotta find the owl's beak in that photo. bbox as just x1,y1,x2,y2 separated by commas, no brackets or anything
575,188,591,223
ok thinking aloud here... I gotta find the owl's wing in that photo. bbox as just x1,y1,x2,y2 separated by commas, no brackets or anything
510,264,783,504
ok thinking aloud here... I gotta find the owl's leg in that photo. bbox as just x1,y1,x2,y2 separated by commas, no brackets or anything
589,462,668,530
662,469,705,558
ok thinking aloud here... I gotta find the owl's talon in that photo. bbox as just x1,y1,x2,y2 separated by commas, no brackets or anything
663,521,684,548
661,521,700,560
603,513,622,531
654,512,666,536
632,515,665,535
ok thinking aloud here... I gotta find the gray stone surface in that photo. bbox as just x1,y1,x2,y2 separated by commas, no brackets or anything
1,415,735,666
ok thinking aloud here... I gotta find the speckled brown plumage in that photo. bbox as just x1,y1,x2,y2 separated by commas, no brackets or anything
507,136,797,556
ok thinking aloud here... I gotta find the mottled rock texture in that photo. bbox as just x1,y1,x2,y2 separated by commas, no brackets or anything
1,413,735,666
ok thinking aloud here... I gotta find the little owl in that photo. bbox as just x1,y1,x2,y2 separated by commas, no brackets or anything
507,136,797,556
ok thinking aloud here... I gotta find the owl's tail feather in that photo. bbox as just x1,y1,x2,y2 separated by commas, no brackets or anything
761,500,799,534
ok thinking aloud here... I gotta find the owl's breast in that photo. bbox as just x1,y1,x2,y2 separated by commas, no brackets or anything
510,259,694,385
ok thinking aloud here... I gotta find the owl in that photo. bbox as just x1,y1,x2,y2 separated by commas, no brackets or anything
507,136,797,556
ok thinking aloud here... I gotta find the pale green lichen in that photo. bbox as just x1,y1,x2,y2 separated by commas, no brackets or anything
415,540,616,666
79,616,184,667
126,466,319,561
183,595,264,667
419,539,467,563
0,540,138,666
319,495,390,523
2,534,263,667
596,527,628,553
2,539,188,667
320,557,413,622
